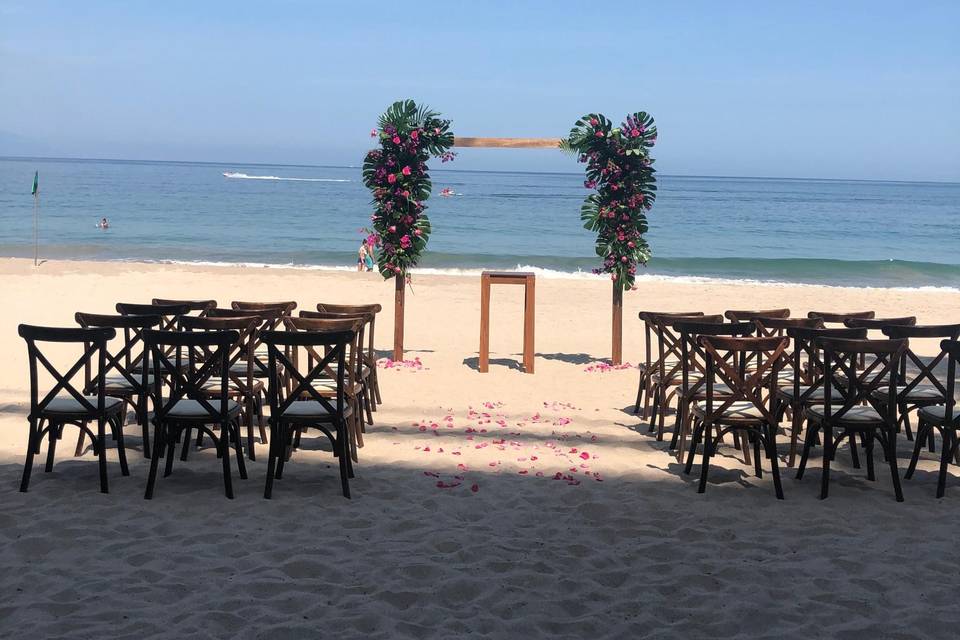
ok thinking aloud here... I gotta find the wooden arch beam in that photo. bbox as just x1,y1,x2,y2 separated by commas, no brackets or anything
453,137,563,149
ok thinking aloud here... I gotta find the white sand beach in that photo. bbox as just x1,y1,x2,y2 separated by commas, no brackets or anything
1,258,959,639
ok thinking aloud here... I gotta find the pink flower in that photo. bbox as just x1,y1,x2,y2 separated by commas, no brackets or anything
413,229,422,236
590,118,599,126
370,129,378,138
388,225,396,233
595,131,604,137
401,166,411,176
434,127,440,134
401,190,410,198
411,130,419,141
631,128,640,137
387,174,396,184
392,135,401,144
400,235,412,249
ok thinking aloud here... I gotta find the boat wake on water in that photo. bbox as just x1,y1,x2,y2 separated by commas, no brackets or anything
222,171,350,182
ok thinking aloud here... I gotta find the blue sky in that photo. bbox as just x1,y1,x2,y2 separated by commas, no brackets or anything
1,1,957,180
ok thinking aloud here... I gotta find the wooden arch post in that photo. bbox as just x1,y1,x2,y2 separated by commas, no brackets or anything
438,136,624,365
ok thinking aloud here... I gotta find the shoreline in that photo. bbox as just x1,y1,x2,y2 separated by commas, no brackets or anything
3,256,958,293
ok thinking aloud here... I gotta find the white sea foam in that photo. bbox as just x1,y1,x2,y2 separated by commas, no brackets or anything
222,171,350,182
123,258,960,293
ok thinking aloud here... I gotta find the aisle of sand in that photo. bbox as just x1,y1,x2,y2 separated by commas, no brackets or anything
1,258,958,639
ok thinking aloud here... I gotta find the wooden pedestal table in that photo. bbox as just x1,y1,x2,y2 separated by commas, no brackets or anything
479,271,535,374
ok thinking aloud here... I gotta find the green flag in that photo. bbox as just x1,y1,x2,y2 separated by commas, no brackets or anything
31,171,38,196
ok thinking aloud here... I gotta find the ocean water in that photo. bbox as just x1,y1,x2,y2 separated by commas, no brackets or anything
0,156,957,289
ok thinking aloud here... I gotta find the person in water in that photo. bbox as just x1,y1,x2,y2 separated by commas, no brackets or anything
97,217,110,229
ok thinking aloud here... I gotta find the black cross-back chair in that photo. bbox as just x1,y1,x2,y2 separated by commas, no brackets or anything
180,315,264,461
671,319,755,463
905,340,960,497
75,312,162,459
117,302,191,362
262,322,359,499
879,323,960,447
151,298,218,317
797,337,908,501
316,302,384,410
143,329,247,499
634,311,705,418
300,309,375,428
649,313,723,440
684,335,790,499
208,307,287,380
18,325,129,493
776,326,866,467
807,310,876,325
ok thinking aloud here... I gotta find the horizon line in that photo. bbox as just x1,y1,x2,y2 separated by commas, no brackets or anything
1,154,958,186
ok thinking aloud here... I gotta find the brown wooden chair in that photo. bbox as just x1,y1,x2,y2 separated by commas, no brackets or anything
152,298,217,316
904,340,960,497
648,313,723,440
684,335,790,498
634,311,705,418
671,319,755,463
316,303,384,408
116,302,191,332
796,337,908,501
75,312,162,458
881,324,960,447
231,300,297,315
180,315,263,461
301,310,375,428
261,323,358,499
283,316,365,462
724,308,790,323
143,328,246,499
777,326,866,467
18,325,129,493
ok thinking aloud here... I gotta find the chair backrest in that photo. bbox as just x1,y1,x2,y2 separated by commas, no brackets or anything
940,340,960,426
180,315,260,389
207,307,286,374
807,310,875,324
144,329,239,422
698,335,790,424
18,325,115,417
152,298,218,316
882,324,960,403
638,311,705,376
652,314,723,383
783,326,868,397
75,312,162,393
673,320,755,397
724,308,790,322
317,303,382,364
301,310,372,363
751,316,822,337
284,316,362,395
260,325,358,421
116,302,191,333
844,316,918,331
231,301,297,315
815,337,908,424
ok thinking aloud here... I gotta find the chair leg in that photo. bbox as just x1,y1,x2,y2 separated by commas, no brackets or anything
19,418,39,492
264,421,282,499
220,422,234,499
144,424,166,499
905,418,929,479
233,420,248,480
820,426,832,500
113,416,130,476
339,420,352,499
180,427,193,461
937,430,957,498
684,419,703,475
362,383,374,426
164,428,178,477
244,396,257,462
886,430,904,502
96,418,109,494
864,430,875,481
648,385,660,433
788,406,802,468
633,370,645,415
766,424,784,499
74,428,86,457
697,422,713,493
139,394,151,459
44,422,60,472
256,393,268,444
797,421,818,480
753,431,763,478
848,432,861,469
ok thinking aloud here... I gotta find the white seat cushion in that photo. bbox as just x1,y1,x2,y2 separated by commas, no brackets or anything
42,395,124,415
693,400,766,420
806,405,883,423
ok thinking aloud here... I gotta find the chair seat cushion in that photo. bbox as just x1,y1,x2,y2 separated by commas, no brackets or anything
871,385,944,402
652,372,702,384
41,395,124,416
806,405,883,424
300,380,363,397
165,399,241,419
691,383,734,397
778,385,827,401
201,379,264,393
103,372,154,390
918,405,960,424
693,400,766,421
281,401,353,420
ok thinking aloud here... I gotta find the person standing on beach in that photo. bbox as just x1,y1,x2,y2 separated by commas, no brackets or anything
357,240,368,272
364,240,376,271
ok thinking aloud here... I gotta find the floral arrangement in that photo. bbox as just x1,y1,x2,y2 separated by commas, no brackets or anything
565,112,657,290
362,100,455,278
